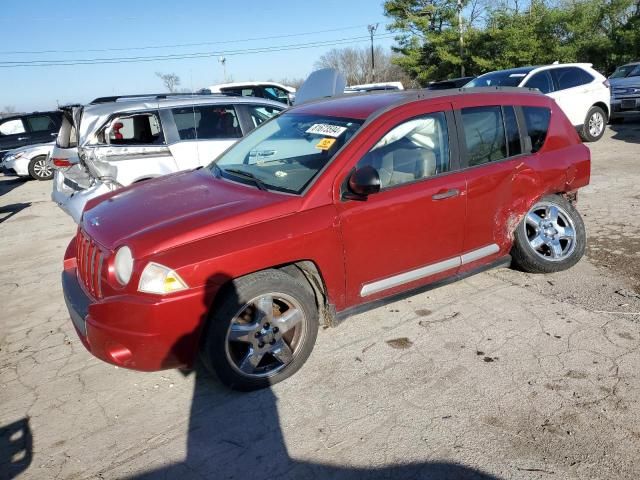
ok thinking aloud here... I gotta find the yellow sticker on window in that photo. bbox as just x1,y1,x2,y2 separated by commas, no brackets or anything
316,138,336,150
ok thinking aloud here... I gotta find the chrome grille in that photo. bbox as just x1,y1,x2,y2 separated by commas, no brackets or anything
75,230,104,298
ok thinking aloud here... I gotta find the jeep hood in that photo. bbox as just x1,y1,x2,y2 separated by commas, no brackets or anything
82,169,300,255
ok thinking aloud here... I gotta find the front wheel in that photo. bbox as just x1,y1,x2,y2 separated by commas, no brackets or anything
580,106,607,142
201,269,318,390
511,195,586,274
28,155,53,180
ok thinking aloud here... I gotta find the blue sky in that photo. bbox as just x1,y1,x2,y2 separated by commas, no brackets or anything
0,0,395,112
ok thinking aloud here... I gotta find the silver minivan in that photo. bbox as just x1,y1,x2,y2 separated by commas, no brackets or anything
51,94,284,223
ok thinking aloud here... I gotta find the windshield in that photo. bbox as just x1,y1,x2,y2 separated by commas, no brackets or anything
610,64,640,78
466,70,531,88
211,113,363,194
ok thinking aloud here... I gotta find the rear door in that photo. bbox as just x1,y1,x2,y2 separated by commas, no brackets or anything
453,102,524,267
548,67,596,126
24,113,61,144
82,110,174,185
168,104,243,168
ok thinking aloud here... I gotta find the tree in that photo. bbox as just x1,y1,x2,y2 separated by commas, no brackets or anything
385,0,640,84
3,105,16,114
314,46,414,85
155,72,181,93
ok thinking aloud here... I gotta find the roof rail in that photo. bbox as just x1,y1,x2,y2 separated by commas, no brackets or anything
89,91,239,105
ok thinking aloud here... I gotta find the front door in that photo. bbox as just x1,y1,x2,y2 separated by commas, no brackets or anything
336,104,467,306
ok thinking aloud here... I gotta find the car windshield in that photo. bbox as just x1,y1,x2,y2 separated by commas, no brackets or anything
211,113,363,194
610,64,640,78
466,70,531,87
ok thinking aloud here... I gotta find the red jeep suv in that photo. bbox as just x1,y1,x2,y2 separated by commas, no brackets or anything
62,88,590,390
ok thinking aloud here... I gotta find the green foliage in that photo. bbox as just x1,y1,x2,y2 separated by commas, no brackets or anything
384,0,640,84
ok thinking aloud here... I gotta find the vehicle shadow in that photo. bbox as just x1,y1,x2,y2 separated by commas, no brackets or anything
0,417,33,480
0,203,31,224
609,115,640,144
129,273,501,480
0,177,28,198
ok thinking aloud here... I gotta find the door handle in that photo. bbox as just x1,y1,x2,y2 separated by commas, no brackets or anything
432,188,460,200
17,136,29,141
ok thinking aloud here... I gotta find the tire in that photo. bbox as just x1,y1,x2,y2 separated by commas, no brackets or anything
580,106,607,142
28,155,53,180
201,269,319,391
511,194,586,274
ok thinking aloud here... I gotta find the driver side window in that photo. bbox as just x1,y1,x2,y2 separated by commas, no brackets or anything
357,112,450,189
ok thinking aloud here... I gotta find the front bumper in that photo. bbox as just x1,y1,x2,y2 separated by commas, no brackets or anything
611,97,640,113
1,156,30,176
62,266,209,371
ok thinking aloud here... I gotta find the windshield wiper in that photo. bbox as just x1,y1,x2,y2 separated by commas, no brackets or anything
222,168,268,191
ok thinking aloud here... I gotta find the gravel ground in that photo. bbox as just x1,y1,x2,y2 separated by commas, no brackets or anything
1,119,639,480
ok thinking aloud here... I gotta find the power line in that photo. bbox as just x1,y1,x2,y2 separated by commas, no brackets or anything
0,33,396,68
0,24,390,55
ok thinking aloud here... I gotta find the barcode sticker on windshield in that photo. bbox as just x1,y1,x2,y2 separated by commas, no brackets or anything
306,124,347,137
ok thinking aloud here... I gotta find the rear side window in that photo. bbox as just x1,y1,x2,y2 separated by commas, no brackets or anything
524,71,554,94
26,115,56,132
461,106,507,166
248,104,282,128
503,106,521,156
553,67,595,90
522,107,551,153
171,105,241,140
98,112,164,145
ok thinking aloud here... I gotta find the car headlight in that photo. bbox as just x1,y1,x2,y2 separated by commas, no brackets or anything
138,262,188,294
114,246,134,286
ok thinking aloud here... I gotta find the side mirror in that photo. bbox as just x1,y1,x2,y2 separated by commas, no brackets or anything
343,165,381,201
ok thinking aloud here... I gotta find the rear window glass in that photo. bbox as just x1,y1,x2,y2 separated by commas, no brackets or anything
522,107,551,153
101,112,164,145
172,105,241,140
461,106,507,166
553,67,594,90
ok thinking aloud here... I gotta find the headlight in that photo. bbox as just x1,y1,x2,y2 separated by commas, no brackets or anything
138,262,188,294
114,246,134,286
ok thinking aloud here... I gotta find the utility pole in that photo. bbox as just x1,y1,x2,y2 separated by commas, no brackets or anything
219,55,227,82
367,23,378,82
457,0,465,77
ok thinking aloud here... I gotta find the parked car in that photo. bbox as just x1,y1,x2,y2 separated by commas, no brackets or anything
466,63,610,142
62,87,590,390
51,94,285,223
608,61,640,123
0,142,55,180
428,76,475,90
344,82,404,93
0,111,62,161
203,82,296,105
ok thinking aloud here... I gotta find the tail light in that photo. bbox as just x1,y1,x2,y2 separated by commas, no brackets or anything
603,79,610,88
52,158,72,167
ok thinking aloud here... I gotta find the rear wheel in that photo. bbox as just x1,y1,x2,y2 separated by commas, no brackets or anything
28,155,53,180
201,269,318,390
580,106,606,142
511,195,586,274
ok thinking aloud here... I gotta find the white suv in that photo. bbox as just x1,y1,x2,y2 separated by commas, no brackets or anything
51,94,284,223
466,63,610,142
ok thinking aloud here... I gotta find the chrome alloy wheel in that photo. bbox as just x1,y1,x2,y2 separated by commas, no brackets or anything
588,111,604,138
225,292,307,378
33,157,52,179
525,202,577,262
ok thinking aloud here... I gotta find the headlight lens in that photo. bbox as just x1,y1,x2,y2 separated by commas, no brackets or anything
114,246,134,286
138,262,188,294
